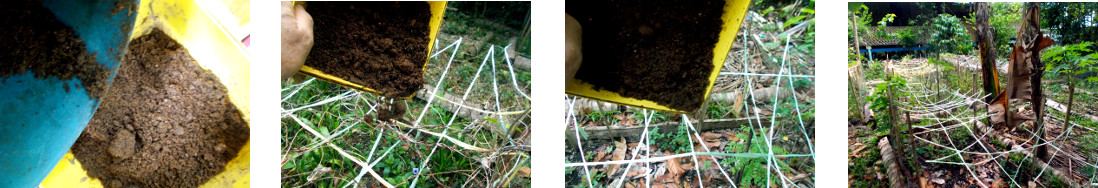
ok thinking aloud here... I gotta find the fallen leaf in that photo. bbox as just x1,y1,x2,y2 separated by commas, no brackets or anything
851,144,867,158
307,164,331,182
692,134,722,150
518,167,531,178
931,178,945,185
723,132,737,140
732,93,744,117
609,138,627,175
919,176,929,188
665,154,684,183
595,144,609,162
701,132,722,140
991,179,1005,188
681,163,694,171
625,169,648,178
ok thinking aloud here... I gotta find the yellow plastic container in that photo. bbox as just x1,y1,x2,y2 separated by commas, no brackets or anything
298,1,447,100
40,0,251,187
564,0,751,114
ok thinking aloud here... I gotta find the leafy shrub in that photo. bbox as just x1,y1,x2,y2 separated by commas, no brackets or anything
897,28,919,49
867,76,908,128
1043,42,1097,82
928,14,973,55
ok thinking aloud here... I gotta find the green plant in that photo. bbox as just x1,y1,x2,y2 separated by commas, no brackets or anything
1043,42,1098,82
927,57,956,71
722,125,790,187
991,2,1023,58
896,28,919,49
874,13,897,39
793,0,815,55
647,125,692,153
867,76,908,129
576,170,606,188
1042,3,1098,54
848,3,874,43
928,14,974,56
707,101,733,119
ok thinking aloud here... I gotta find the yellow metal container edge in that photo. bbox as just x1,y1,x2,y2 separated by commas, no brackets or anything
41,0,251,187
564,0,751,114
298,1,447,100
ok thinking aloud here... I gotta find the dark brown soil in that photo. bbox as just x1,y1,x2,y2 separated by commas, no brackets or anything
306,2,430,98
376,102,406,122
0,1,107,98
71,29,249,188
566,0,726,112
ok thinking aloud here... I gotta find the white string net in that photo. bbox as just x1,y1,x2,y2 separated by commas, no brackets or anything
281,37,532,188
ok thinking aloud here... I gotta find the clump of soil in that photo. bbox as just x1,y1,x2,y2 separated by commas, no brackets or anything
376,101,407,122
306,2,430,98
71,29,249,188
566,0,726,112
0,1,108,98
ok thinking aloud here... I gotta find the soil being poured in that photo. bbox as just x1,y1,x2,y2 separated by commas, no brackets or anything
71,29,249,188
306,1,431,98
567,0,726,112
0,1,108,99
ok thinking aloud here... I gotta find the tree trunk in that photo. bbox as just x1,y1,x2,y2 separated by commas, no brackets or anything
1066,75,1075,130
975,2,1000,103
1021,2,1050,161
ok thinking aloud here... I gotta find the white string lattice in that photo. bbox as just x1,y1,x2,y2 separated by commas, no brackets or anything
564,20,815,188
883,58,1098,187
281,37,533,188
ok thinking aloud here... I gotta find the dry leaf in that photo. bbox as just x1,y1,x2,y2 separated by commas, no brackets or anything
732,93,744,117
681,163,694,171
665,154,684,183
701,132,722,140
595,144,609,162
518,167,531,178
307,164,331,182
609,138,627,175
692,134,721,150
625,169,648,178
851,144,867,158
723,132,737,140
991,179,1006,188
931,178,945,185
919,176,929,188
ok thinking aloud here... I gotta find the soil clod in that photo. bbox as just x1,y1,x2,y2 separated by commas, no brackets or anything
107,129,135,159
